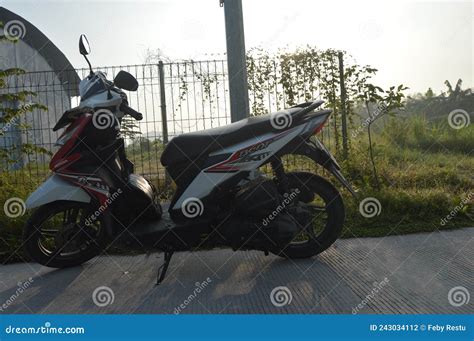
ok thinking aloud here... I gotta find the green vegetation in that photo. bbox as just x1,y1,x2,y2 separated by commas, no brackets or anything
341,116,473,237
0,171,38,263
338,78,473,237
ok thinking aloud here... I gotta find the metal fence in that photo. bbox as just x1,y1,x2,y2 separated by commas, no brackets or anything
1,60,335,186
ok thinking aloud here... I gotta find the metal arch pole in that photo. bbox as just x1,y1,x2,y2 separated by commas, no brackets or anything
222,0,250,122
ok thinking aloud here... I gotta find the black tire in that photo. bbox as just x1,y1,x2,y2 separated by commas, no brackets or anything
23,201,105,268
273,172,345,259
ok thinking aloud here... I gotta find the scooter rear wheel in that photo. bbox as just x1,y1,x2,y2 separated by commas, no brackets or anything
23,201,106,268
273,172,345,259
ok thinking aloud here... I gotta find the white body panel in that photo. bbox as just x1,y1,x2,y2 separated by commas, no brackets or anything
26,174,91,209
172,125,305,209
79,90,122,110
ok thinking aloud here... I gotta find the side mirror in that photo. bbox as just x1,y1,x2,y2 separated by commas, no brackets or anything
79,34,91,55
114,71,139,91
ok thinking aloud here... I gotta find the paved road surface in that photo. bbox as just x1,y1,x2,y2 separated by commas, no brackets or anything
1,228,472,314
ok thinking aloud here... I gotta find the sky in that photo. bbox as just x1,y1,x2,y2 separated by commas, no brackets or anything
1,0,472,94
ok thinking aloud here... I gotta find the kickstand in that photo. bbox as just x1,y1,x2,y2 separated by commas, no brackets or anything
156,250,174,285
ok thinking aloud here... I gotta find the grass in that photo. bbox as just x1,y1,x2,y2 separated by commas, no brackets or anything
339,116,473,237
381,115,473,154
0,116,473,263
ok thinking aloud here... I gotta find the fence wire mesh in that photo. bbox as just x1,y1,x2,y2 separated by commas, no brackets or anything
1,60,337,187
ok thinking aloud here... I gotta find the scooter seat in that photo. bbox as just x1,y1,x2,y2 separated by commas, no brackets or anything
161,108,301,166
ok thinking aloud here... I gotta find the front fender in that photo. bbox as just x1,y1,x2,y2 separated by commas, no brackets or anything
26,174,91,209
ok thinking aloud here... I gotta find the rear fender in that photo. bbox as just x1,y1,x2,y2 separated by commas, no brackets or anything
278,138,358,198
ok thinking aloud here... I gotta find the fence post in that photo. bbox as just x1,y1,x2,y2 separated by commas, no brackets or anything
338,51,349,160
158,61,171,187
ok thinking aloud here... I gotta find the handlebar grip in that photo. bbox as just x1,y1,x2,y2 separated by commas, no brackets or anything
120,103,143,121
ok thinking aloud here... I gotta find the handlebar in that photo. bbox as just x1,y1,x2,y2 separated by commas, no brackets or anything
120,103,143,121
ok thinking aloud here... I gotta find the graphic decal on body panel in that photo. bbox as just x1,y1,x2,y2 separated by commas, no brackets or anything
172,125,304,210
204,129,294,173
56,173,111,205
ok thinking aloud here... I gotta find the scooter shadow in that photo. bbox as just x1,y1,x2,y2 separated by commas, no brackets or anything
206,256,358,314
132,250,358,314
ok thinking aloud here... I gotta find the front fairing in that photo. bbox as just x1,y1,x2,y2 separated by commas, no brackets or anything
78,72,123,110
79,72,109,100
79,90,122,110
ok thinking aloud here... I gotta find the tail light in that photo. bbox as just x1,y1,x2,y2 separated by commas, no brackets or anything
311,114,330,135
313,118,328,134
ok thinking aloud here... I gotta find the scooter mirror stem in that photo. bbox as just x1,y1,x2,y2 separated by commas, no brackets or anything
107,85,113,100
83,54,94,76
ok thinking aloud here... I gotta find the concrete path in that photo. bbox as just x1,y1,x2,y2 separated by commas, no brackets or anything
1,228,473,314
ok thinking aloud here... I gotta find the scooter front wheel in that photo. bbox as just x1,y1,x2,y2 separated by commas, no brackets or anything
23,201,106,268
